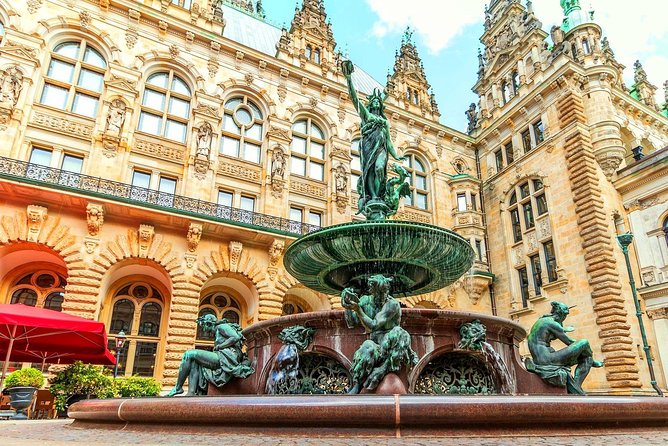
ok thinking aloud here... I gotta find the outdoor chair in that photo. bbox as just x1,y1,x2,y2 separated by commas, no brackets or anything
30,389,56,419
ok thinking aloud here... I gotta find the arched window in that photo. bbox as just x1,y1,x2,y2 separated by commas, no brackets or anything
138,70,191,143
403,154,429,210
351,138,361,192
512,71,520,95
196,293,243,345
501,81,511,104
107,282,164,377
8,271,67,311
40,40,106,118
281,301,306,316
582,39,591,55
291,118,326,181
507,179,555,308
220,96,264,164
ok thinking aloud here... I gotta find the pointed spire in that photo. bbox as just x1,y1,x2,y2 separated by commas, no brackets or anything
385,30,440,121
663,80,668,107
634,60,648,84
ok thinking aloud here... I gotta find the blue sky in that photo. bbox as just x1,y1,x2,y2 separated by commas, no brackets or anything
261,1,668,132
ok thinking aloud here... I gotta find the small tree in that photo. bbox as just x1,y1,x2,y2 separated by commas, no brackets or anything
49,362,112,411
4,368,45,389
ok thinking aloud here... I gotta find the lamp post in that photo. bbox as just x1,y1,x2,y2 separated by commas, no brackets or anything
614,217,664,396
113,330,126,379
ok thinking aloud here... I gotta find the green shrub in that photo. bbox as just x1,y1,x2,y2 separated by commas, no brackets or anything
49,362,162,411
49,362,112,411
110,376,162,398
4,367,45,389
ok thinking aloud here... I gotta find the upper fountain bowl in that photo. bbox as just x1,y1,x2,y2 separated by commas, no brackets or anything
283,220,475,297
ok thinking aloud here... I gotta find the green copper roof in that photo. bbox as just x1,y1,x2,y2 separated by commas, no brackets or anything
561,0,592,32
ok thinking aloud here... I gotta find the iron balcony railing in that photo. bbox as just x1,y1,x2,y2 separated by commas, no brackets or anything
0,156,320,237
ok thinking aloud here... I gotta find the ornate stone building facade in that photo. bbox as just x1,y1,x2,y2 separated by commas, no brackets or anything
0,0,666,393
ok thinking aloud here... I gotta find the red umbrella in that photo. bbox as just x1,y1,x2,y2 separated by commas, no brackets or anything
0,304,116,389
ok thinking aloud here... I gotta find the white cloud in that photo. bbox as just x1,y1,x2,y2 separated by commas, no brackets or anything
366,0,487,53
533,0,668,101
367,0,667,101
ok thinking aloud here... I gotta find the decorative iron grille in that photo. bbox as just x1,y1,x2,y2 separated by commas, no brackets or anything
272,353,350,395
0,156,319,236
414,352,497,395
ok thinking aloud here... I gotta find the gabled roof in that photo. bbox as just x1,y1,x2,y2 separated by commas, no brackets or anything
220,4,383,95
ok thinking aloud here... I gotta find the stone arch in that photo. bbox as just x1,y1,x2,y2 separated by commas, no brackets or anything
401,292,449,309
218,80,277,118
0,207,83,313
84,227,189,386
281,284,331,315
36,17,118,63
286,103,338,138
274,271,341,315
500,172,548,205
402,142,438,166
133,51,205,93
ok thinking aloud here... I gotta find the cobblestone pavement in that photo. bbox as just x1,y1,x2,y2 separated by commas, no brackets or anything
1,420,668,446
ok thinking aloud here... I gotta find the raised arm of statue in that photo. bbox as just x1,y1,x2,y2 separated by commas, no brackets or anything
341,60,369,122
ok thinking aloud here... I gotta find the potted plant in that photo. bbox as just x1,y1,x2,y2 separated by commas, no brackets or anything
49,362,112,416
4,367,44,420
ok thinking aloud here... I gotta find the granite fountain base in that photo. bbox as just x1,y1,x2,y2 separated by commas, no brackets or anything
68,309,668,436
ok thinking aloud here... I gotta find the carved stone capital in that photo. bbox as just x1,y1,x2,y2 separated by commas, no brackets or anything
187,222,203,253
138,224,155,258
647,307,668,320
26,205,47,242
229,241,243,272
86,203,104,237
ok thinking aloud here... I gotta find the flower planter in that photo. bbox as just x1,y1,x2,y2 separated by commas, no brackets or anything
8,386,37,420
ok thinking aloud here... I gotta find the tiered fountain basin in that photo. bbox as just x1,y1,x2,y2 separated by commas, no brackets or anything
284,221,476,296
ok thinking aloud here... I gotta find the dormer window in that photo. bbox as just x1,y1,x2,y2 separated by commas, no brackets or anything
305,45,312,60
314,48,321,64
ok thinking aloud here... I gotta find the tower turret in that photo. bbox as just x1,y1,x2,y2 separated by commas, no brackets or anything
630,60,660,111
385,28,440,121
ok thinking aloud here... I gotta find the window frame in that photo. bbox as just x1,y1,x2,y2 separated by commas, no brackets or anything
107,282,165,378
290,118,326,182
219,96,265,165
138,70,192,143
40,39,107,118
404,154,429,210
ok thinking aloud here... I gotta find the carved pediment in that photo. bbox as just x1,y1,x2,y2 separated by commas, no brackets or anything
105,75,138,94
193,103,220,120
1,41,40,65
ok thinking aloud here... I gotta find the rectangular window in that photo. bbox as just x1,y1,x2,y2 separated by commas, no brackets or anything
351,153,361,172
243,143,261,164
158,176,176,195
495,149,504,172
72,93,98,118
40,84,69,109
290,207,303,223
132,341,158,377
291,157,306,176
544,240,558,282
533,120,544,144
29,148,52,166
519,182,530,198
536,193,548,215
240,196,255,212
471,194,478,212
308,211,322,227
457,193,467,212
522,129,532,153
523,202,535,229
131,170,151,189
511,208,522,242
475,240,483,261
309,161,324,181
138,112,162,136
221,136,240,158
505,141,515,164
518,267,529,308
165,120,187,143
416,192,428,210
530,255,542,296
217,190,233,207
61,154,83,173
